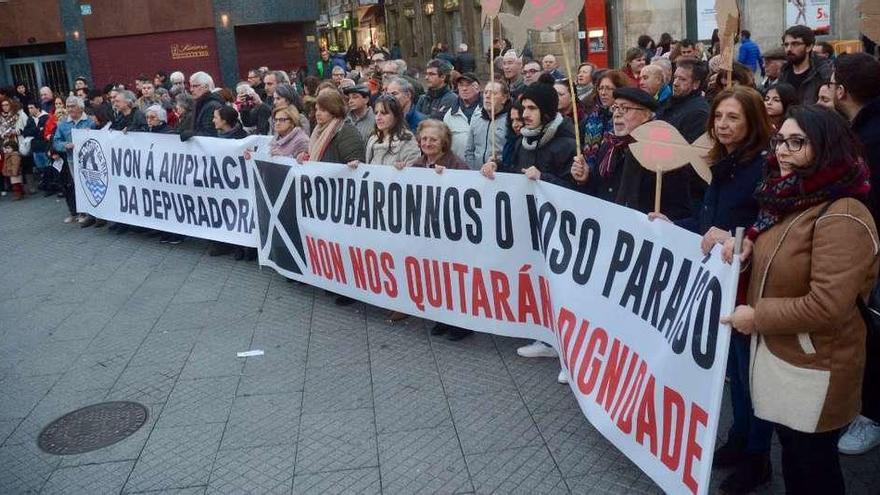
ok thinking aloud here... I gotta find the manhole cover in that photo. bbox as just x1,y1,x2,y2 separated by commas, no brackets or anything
38,401,148,455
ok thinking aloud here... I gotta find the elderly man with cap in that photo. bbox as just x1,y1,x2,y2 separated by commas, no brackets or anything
344,84,376,143
572,86,692,219
761,47,786,93
443,72,483,160
416,59,458,120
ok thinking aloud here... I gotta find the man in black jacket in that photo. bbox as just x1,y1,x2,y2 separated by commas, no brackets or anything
416,59,458,120
110,90,148,132
779,25,832,104
831,52,880,457
181,71,224,141
454,43,476,74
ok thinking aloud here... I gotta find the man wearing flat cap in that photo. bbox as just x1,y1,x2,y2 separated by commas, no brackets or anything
344,84,375,143
443,72,482,159
572,86,692,219
761,47,786,93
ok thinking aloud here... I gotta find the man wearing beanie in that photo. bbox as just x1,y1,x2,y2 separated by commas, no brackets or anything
416,59,458,120
572,86,692,219
481,72,578,381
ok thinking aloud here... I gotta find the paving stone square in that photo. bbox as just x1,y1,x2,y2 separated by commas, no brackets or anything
1,197,879,494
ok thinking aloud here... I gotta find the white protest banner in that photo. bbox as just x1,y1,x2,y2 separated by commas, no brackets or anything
71,129,270,246
252,157,738,495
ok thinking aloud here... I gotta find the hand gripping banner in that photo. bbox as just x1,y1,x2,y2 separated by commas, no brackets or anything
252,156,740,495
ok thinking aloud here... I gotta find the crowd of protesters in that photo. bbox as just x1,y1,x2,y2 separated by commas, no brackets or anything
1,24,880,494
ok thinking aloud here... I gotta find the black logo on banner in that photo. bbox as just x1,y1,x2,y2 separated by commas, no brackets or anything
253,159,307,275
77,138,109,207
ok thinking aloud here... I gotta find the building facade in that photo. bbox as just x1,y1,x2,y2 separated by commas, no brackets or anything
317,0,387,54
0,0,320,94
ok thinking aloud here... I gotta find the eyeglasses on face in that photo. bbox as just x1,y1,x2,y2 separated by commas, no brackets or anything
610,104,644,115
770,135,808,152
273,117,293,123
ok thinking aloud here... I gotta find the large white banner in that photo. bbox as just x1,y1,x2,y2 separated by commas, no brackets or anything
252,156,739,495
71,129,270,246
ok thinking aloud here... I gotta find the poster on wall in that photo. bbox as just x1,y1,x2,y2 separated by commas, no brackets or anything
697,0,717,41
786,0,831,34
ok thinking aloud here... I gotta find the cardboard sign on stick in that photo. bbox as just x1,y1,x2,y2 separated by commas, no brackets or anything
628,121,713,213
716,0,740,88
497,0,585,52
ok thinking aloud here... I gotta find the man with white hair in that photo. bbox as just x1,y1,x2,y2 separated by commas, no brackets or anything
501,49,525,99
542,54,564,80
454,43,476,73
39,86,55,113
169,71,186,97
111,90,148,132
51,96,96,225
181,71,224,140
145,105,172,133
331,65,346,87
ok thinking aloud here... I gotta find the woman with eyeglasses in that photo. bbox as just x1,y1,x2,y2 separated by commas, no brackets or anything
268,105,309,158
722,105,879,494
583,70,630,172
763,83,798,130
651,85,775,494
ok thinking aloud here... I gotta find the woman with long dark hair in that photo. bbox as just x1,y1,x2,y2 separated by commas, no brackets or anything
722,105,879,494
362,94,420,167
763,83,798,130
652,85,775,494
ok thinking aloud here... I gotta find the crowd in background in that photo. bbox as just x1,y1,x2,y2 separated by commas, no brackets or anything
1,23,880,495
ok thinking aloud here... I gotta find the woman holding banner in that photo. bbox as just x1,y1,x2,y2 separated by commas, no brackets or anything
361,94,420,168
722,105,879,494
268,105,309,159
651,85,774,494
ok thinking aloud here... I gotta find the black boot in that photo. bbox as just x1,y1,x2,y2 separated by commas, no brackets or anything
430,323,448,336
334,295,357,306
446,327,474,341
713,437,747,468
718,452,771,494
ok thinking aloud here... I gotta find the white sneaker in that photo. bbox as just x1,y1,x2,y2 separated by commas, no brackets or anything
63,215,76,224
838,415,880,455
77,214,90,224
557,369,569,384
516,341,557,358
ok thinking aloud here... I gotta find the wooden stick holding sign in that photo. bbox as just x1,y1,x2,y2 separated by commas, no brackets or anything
482,0,501,160
716,0,740,89
558,27,582,157
627,120,713,214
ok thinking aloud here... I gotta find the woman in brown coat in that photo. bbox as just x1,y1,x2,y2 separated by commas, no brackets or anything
722,105,879,494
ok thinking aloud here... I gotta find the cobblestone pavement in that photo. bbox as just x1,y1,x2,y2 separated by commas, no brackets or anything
1,196,879,494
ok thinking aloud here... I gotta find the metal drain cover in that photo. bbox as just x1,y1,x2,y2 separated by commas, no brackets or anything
38,401,148,455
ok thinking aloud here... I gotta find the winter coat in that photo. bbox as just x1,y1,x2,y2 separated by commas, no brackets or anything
779,55,833,105
240,102,272,135
737,38,764,74
404,106,427,133
500,114,577,189
110,108,147,132
319,122,366,164
2,151,21,177
416,86,458,121
365,133,421,167
658,90,710,143
52,115,94,161
747,198,879,433
676,151,764,235
181,92,224,140
853,97,880,229
443,98,480,161
455,52,476,74
148,122,174,134
270,127,309,158
218,124,248,140
465,109,508,171
412,151,468,170
22,112,51,153
615,144,693,220
348,107,376,144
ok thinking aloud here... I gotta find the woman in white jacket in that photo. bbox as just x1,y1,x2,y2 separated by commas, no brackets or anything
363,94,421,167
464,81,510,170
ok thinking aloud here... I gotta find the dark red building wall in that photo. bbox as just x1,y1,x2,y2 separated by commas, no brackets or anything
87,28,221,88
235,23,308,79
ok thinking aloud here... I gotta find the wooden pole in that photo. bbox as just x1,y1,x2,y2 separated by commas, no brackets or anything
489,17,497,161
654,170,663,214
558,28,582,157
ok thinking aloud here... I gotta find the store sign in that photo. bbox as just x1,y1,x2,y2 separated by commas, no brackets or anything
785,0,831,34
171,43,211,60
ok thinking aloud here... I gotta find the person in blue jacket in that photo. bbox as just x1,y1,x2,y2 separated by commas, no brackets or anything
738,30,764,76
651,85,775,495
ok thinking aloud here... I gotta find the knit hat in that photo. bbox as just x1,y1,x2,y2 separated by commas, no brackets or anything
612,86,658,111
520,73,558,124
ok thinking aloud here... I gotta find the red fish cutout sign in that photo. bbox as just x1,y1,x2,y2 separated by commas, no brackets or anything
628,121,713,212
496,0,585,52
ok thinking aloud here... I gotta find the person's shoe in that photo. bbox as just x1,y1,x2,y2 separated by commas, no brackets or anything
558,369,569,384
430,323,448,336
208,243,233,256
159,234,170,243
516,341,557,358
233,247,245,261
712,438,747,468
334,295,357,306
387,311,408,322
79,216,96,228
76,213,88,222
166,234,184,245
446,327,473,341
839,415,880,455
94,219,106,228
63,215,76,224
718,452,771,494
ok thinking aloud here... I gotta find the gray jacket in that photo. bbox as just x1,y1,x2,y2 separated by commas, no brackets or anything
348,107,375,144
465,110,508,170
